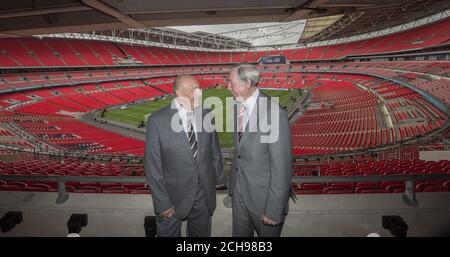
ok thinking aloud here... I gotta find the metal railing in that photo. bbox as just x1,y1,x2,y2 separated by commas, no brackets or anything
1,173,449,207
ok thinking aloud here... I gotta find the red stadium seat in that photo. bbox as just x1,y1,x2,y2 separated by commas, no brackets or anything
101,187,130,194
323,187,354,194
74,186,101,193
422,186,449,193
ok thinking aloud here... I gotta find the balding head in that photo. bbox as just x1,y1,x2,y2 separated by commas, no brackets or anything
173,75,201,110
173,75,198,95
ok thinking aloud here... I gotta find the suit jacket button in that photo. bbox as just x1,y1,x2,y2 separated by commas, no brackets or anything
238,155,241,159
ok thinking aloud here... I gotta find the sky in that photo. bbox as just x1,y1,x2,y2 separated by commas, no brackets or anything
168,20,306,47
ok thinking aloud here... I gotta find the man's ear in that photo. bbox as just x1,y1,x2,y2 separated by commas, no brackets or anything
245,79,252,88
175,89,184,98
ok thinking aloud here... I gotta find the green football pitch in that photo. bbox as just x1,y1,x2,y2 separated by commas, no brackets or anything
103,88,301,148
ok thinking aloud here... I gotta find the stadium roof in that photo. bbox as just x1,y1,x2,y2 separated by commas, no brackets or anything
168,21,306,47
298,14,343,42
301,0,450,43
1,0,450,49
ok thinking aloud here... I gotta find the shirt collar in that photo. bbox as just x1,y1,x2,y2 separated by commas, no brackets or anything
175,100,201,126
174,98,192,117
241,88,259,111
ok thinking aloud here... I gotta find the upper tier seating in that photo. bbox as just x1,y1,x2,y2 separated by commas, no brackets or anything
1,18,449,67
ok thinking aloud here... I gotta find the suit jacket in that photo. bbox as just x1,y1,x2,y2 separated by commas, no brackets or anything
229,91,293,223
144,102,224,219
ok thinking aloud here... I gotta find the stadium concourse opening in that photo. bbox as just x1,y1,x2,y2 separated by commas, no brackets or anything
0,0,449,238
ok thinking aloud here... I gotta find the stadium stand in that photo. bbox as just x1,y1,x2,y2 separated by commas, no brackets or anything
0,14,449,197
1,18,450,67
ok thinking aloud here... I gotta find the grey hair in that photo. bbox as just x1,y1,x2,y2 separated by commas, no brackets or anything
234,64,260,87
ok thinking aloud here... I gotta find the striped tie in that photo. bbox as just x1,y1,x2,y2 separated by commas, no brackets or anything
187,112,198,159
238,104,246,141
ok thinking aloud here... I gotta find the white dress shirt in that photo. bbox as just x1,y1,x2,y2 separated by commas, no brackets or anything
174,99,198,140
237,88,259,130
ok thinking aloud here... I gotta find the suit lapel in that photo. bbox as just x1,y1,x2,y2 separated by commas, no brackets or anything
193,108,205,160
168,107,196,160
237,101,258,149
237,92,267,150
234,103,239,151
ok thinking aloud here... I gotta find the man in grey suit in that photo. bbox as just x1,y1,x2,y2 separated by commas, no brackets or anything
144,75,224,237
227,64,293,237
